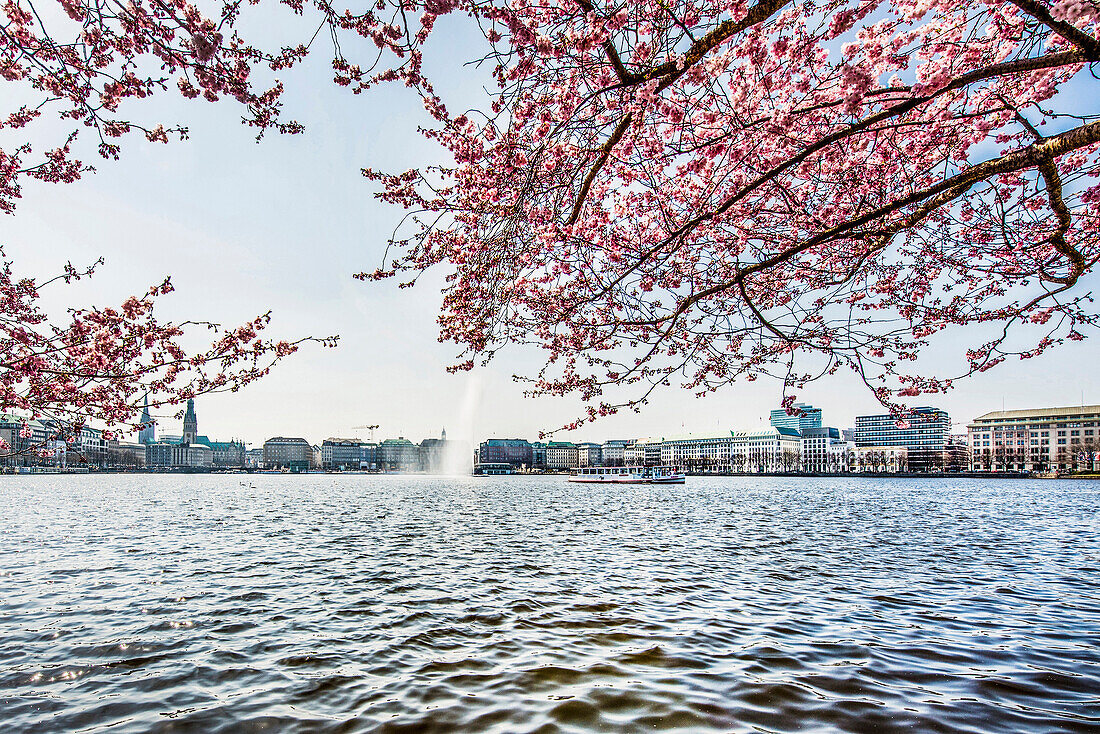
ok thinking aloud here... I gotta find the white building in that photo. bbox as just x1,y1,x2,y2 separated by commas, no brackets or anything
800,427,853,472
624,438,663,466
853,446,908,473
660,433,734,471
730,428,801,472
600,440,634,466
546,441,579,469
576,442,603,467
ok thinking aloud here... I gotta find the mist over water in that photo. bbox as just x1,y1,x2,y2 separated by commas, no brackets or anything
2,474,1099,733
432,374,478,476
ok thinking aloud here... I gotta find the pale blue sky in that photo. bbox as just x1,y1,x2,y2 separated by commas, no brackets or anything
5,15,1099,448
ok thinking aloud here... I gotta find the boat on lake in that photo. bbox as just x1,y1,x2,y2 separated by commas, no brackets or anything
473,462,517,476
568,465,686,484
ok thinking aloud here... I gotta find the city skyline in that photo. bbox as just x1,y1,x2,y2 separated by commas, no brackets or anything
129,392,1097,454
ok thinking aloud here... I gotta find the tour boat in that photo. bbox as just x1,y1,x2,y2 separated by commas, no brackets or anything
473,462,516,476
568,465,686,484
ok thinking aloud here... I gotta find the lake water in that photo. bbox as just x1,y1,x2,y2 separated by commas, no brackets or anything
1,474,1098,732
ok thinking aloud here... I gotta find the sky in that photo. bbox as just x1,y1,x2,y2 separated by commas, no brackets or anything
5,12,1100,449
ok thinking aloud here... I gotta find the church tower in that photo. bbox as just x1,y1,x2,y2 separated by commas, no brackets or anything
182,399,198,444
138,393,156,445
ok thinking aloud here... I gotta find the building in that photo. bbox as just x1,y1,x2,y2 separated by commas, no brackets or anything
854,446,908,472
576,442,603,467
263,437,313,470
245,448,264,467
208,440,247,468
625,438,663,466
530,441,547,468
107,439,146,468
943,434,970,472
660,433,734,472
146,441,175,469
968,405,1100,472
770,403,823,433
600,439,634,466
147,441,213,469
378,437,420,472
478,439,533,469
0,414,54,467
730,428,801,472
546,441,579,469
854,407,950,471
138,393,156,444
322,438,364,470
359,442,379,470
71,426,108,467
800,427,853,472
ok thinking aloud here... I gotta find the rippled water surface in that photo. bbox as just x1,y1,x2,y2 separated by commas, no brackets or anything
2,475,1099,733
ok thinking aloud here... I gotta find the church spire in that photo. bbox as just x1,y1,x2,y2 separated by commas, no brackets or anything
182,398,197,444
139,393,156,445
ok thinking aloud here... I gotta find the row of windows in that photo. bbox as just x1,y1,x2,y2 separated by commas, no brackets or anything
974,421,1097,430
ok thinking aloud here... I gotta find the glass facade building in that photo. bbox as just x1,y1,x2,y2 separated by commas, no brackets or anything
854,407,950,471
769,403,823,433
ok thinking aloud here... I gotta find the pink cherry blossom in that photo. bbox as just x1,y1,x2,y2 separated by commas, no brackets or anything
2,0,1098,430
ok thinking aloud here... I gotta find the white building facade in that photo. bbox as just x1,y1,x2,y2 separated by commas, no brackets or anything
660,433,734,471
600,440,634,466
575,442,602,467
853,446,908,473
730,428,801,472
800,427,854,472
546,442,580,469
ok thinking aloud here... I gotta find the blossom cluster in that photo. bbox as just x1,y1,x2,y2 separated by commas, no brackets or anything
356,0,1100,426
0,249,334,446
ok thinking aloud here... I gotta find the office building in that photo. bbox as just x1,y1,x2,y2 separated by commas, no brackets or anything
263,436,313,470
322,438,364,470
378,437,420,472
660,433,734,471
478,439,533,468
730,428,801,472
855,407,950,471
770,403,823,433
546,441,579,469
600,439,634,466
968,405,1100,472
800,427,853,472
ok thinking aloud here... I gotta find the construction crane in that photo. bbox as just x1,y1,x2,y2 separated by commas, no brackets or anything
352,424,380,441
